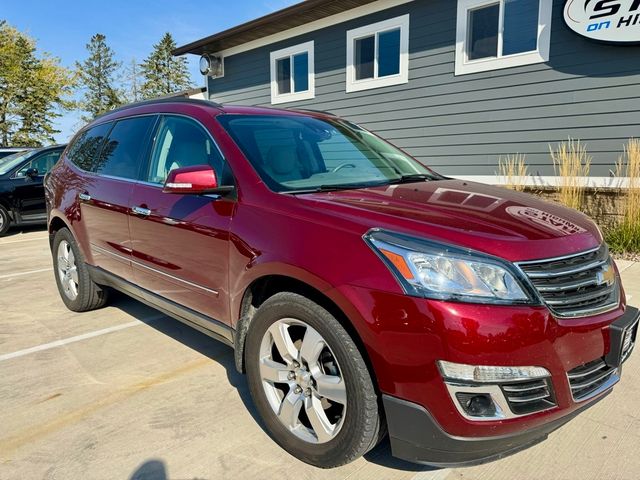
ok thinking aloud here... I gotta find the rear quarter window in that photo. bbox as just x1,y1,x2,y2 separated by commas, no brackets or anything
66,122,113,172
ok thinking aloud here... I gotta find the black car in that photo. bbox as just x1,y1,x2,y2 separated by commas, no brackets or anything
0,145,66,235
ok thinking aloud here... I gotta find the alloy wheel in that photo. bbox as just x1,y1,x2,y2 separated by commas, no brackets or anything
259,318,347,444
57,240,79,300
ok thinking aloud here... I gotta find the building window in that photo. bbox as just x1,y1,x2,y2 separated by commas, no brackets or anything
270,41,314,104
346,14,410,93
455,0,552,75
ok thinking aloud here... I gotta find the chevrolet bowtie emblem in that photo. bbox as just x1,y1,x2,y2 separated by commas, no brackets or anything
597,264,616,287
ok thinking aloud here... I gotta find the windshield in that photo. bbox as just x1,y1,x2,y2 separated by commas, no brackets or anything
217,114,437,193
0,150,33,175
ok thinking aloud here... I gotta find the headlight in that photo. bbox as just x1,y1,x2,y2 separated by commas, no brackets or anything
364,229,534,304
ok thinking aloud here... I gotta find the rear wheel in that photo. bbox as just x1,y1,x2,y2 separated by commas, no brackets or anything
245,292,381,468
0,206,10,236
52,228,109,312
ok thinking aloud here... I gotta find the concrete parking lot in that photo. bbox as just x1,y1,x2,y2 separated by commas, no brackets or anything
1,227,639,480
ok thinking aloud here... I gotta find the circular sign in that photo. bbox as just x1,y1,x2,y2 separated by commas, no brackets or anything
564,0,640,44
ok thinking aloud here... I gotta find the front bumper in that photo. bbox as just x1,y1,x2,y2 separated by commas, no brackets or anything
382,390,611,467
381,304,638,466
329,281,638,465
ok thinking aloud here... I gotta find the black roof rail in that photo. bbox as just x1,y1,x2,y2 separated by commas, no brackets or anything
285,107,337,117
92,97,223,122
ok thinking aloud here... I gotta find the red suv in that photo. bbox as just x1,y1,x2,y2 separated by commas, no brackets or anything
45,99,638,468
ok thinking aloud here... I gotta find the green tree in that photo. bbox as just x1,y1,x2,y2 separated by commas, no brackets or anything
123,57,143,103
140,33,192,99
75,34,122,120
0,21,75,146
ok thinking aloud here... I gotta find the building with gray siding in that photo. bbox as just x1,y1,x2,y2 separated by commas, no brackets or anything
174,0,640,184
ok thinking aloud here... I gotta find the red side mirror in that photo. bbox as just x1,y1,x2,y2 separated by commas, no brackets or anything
163,165,219,195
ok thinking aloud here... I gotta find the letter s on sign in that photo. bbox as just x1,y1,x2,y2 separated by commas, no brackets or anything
590,0,621,19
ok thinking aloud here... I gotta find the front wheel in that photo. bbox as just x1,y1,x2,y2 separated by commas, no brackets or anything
245,292,382,468
0,205,11,236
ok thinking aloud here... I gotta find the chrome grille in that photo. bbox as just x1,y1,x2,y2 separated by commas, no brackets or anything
567,359,619,402
500,378,555,415
517,246,619,318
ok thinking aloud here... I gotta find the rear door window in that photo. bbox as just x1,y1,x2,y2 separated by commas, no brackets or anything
95,115,157,180
67,122,113,172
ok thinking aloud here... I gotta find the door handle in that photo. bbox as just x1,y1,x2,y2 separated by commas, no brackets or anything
78,193,91,202
131,206,151,217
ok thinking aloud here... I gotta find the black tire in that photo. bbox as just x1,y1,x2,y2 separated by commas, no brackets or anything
52,228,109,312
0,205,11,236
245,292,382,468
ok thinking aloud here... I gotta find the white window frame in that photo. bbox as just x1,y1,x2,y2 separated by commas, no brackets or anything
455,0,552,76
346,14,410,93
269,41,315,104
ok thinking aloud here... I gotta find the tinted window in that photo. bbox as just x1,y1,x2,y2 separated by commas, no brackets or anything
292,52,309,92
67,123,112,171
146,115,230,185
15,149,62,177
95,116,156,179
503,0,539,55
469,4,500,60
378,28,401,77
276,57,292,95
275,52,309,95
355,35,375,80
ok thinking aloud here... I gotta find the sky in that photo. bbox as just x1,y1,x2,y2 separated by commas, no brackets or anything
2,0,299,144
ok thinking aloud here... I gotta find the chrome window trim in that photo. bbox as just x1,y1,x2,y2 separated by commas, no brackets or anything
91,244,219,296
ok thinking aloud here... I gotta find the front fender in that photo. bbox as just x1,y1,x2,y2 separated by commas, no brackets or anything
229,260,334,328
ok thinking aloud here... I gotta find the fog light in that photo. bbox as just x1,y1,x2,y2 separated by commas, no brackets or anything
438,360,550,383
455,393,497,418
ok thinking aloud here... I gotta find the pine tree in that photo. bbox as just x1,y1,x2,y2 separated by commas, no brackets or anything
0,21,74,146
75,34,122,120
140,33,192,99
123,58,143,103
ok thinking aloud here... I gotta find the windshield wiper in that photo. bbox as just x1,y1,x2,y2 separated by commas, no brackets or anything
390,173,434,184
284,181,389,194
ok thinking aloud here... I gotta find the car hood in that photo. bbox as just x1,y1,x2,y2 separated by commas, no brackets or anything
296,179,602,262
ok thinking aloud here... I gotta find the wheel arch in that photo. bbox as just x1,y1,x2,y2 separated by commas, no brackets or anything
234,274,379,396
47,213,72,250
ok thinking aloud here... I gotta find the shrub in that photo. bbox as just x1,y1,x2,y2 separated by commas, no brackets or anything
497,154,528,191
549,138,591,211
606,139,640,254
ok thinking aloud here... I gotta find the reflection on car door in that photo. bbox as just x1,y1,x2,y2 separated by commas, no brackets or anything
129,115,234,324
12,149,62,220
